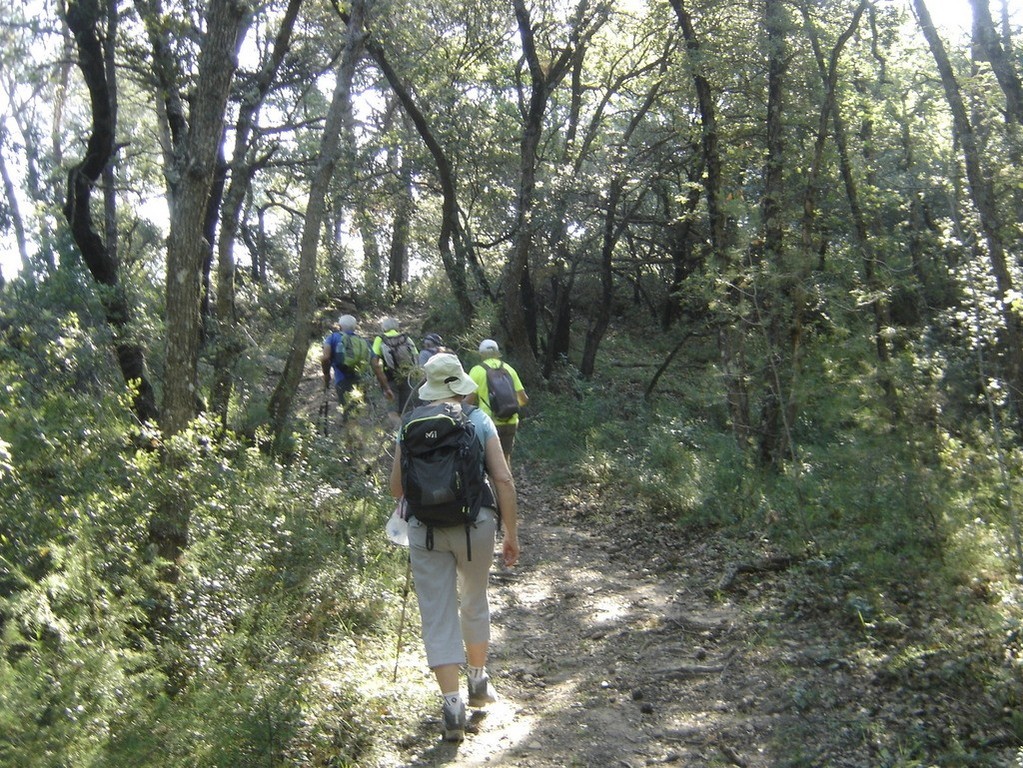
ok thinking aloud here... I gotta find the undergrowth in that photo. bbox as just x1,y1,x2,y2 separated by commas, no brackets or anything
3,277,1023,765
0,292,409,767
516,310,1023,766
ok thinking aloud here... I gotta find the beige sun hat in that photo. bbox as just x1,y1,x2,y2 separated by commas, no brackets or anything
418,353,478,402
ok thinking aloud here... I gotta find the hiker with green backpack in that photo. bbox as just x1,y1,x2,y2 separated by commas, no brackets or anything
388,352,520,743
468,339,529,468
321,314,372,418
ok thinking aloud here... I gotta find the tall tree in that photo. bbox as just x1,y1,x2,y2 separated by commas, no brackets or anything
0,119,29,274
132,0,250,598
915,0,1023,425
268,0,368,444
970,0,1023,125
579,55,667,378
362,31,477,322
504,0,606,384
63,0,158,424
386,148,413,299
670,0,751,444
154,0,249,437
800,1,900,418
755,0,794,467
210,0,306,426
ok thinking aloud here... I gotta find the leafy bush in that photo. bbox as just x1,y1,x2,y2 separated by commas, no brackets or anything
0,289,405,766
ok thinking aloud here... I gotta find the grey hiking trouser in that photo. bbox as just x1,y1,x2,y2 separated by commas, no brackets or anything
408,507,498,668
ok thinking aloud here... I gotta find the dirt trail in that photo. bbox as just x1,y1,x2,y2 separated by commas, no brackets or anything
297,351,1018,768
298,356,781,766
383,469,786,768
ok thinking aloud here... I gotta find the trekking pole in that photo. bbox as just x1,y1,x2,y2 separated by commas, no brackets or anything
393,555,412,682
322,382,331,437
400,371,420,420
321,360,332,437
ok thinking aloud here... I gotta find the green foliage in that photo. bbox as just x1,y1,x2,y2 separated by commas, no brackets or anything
518,306,1023,767
0,287,407,766
5,0,1023,762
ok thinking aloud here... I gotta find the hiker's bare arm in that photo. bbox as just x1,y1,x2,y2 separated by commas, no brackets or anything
389,445,403,497
321,342,331,363
485,435,519,567
517,389,528,407
373,356,394,397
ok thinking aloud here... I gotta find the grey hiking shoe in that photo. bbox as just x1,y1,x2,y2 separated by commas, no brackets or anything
442,700,466,742
467,674,498,707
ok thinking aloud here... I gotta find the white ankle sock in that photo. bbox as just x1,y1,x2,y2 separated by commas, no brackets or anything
467,665,486,682
442,691,462,708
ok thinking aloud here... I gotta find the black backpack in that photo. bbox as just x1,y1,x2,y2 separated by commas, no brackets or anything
399,402,493,557
484,362,520,420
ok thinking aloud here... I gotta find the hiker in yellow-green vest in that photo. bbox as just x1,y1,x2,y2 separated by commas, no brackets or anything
371,317,419,425
467,339,528,468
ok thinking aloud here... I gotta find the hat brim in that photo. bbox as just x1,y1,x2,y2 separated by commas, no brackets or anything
419,372,477,402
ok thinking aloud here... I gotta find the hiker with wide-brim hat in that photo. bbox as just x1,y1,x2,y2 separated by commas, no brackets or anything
388,352,520,742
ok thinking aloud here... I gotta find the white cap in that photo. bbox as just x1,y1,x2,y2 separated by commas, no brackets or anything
339,314,357,331
478,339,500,356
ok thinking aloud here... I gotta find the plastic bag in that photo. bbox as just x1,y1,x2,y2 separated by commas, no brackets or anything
386,499,409,546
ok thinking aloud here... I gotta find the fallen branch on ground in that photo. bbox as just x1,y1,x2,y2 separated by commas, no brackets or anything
716,554,797,592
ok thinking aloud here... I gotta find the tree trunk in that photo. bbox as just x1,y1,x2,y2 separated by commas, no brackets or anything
503,0,552,383
148,0,248,607
669,0,724,254
504,0,603,383
387,152,413,300
0,121,29,274
916,0,1023,425
580,65,663,378
541,47,588,376
801,1,899,418
660,180,702,330
970,0,1023,236
542,271,573,377
62,0,158,424
970,0,1023,125
268,0,366,446
671,0,750,444
160,0,247,438
358,212,382,296
757,0,795,468
210,0,304,427
362,36,474,323
200,149,227,334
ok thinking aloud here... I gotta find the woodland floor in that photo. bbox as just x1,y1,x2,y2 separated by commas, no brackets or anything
299,360,1019,768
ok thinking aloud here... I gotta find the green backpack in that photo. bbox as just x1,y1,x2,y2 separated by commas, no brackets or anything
332,332,370,375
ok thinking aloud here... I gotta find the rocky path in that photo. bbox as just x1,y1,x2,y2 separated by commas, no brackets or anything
300,355,1017,768
386,474,787,768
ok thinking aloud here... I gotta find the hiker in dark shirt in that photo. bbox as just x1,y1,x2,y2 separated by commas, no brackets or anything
410,333,450,408
417,332,448,366
389,353,520,742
